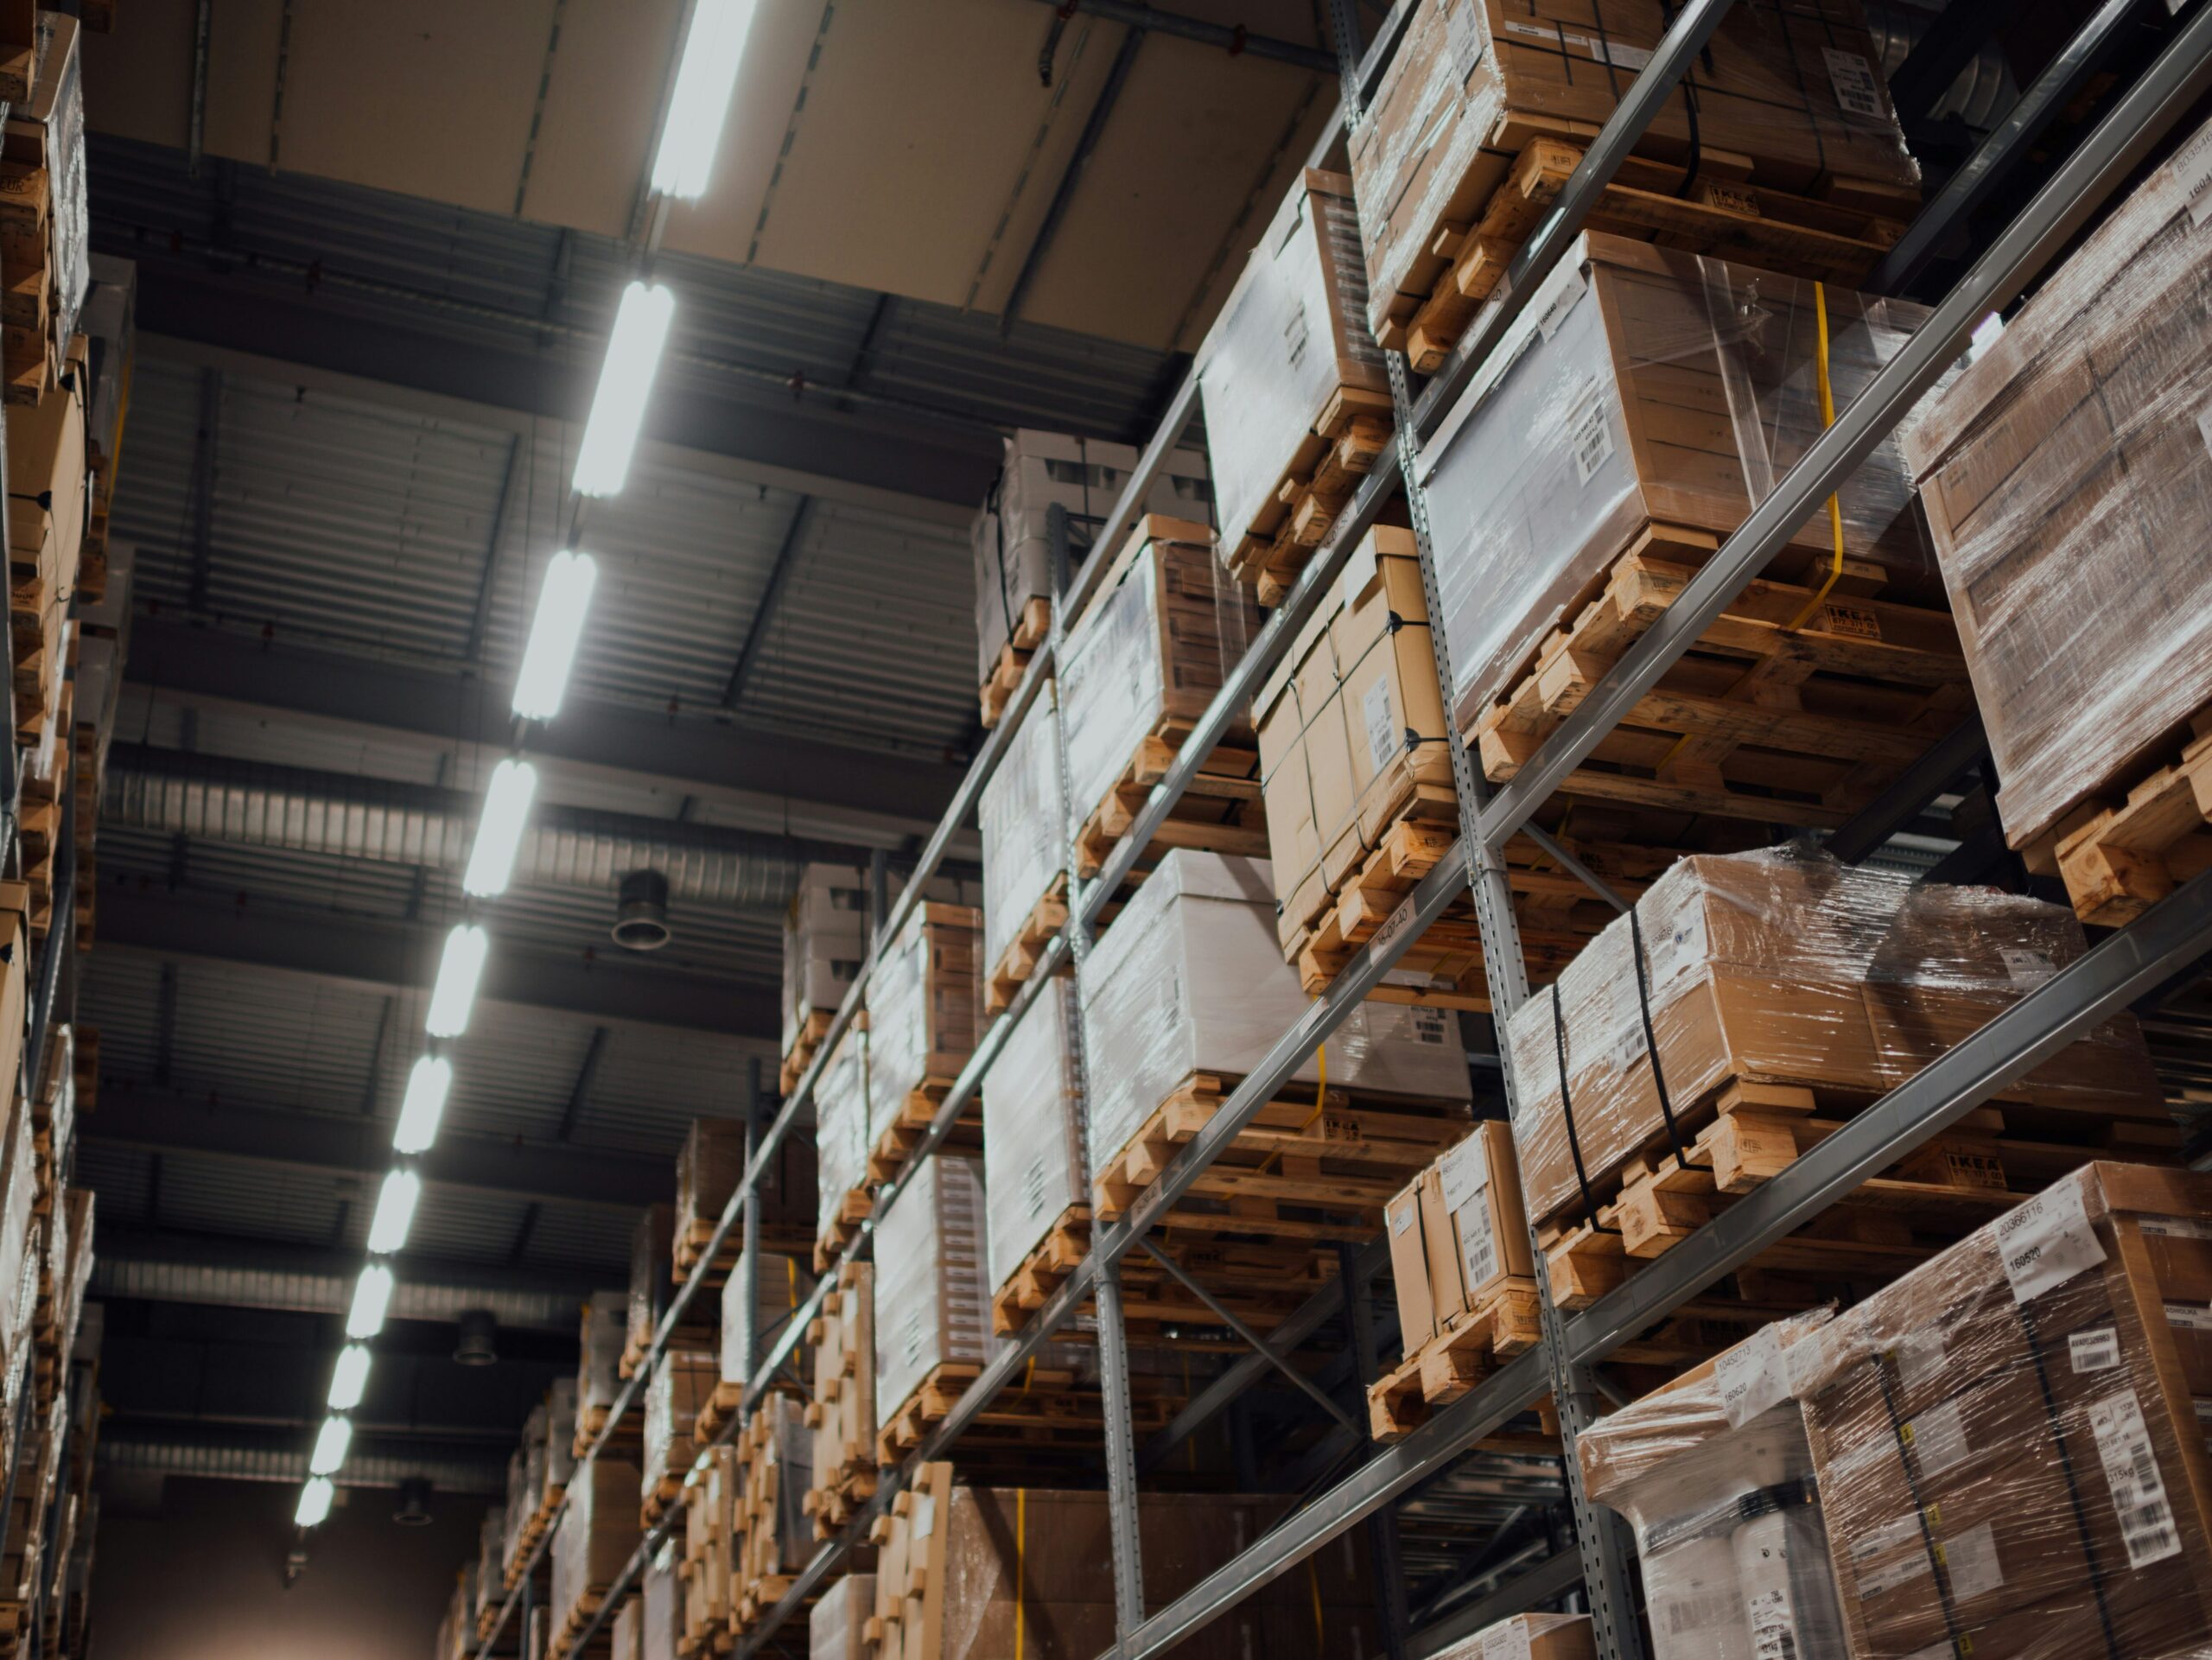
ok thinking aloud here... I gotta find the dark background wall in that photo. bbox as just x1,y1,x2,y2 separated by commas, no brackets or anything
90,1476,484,1660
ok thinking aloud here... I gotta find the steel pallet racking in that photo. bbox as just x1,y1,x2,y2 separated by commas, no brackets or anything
472,3,2212,1657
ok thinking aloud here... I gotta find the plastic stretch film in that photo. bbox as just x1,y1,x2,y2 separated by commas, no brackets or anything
718,1247,812,1388
626,1203,677,1364
1902,111,2212,852
1504,846,2164,1228
1195,169,1389,557
1079,849,1471,1181
1421,232,1933,736
1787,1163,2212,1658
1432,1612,1596,1660
814,1025,869,1226
578,1289,626,1421
782,864,872,1057
979,674,1065,974
674,1118,747,1273
873,1153,993,1424
13,16,89,354
739,1394,814,1583
809,1573,875,1660
970,429,1211,680
1058,525,1257,839
982,974,1086,1297
641,1538,680,1660
639,1349,716,1498
866,903,982,1151
551,1460,642,1628
1351,0,1916,346
545,1377,579,1493
1580,1311,1843,1660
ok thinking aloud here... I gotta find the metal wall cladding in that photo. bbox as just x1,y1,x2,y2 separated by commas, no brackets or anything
97,1435,506,1496
87,1250,580,1332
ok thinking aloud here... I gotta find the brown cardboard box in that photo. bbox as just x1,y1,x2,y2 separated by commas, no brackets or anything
1384,1178,1438,1348
1442,1613,1595,1659
673,1117,747,1272
809,1574,874,1660
1351,0,1917,347
3,335,81,594
1421,1120,1535,1324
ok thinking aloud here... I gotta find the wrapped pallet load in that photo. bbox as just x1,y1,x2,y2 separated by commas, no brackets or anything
673,1117,747,1278
641,1537,681,1660
809,1573,875,1660
804,1261,877,1540
575,1288,625,1453
640,1349,717,1521
782,863,873,1090
1579,1311,1843,1659
1789,1163,2212,1657
681,1449,737,1649
972,429,1209,723
1353,0,1917,366
550,1460,642,1645
864,900,982,1179
625,1204,679,1373
734,1396,813,1620
1901,113,2212,922
978,673,1066,1011
1424,234,1955,830
718,1245,812,1402
872,1154,993,1447
980,976,1085,1332
543,1377,577,1507
813,1024,870,1267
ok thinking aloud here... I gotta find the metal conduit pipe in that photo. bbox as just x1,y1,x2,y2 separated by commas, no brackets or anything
97,1436,506,1497
103,744,849,908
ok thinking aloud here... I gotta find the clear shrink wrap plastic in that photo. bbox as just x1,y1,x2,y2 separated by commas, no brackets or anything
545,1377,579,1493
970,429,1211,680
981,975,1085,1294
783,863,871,1055
1058,527,1258,835
640,1349,717,1497
18,16,88,350
719,1245,812,1387
473,1507,504,1625
809,1573,875,1660
865,902,982,1149
1421,232,1933,735
1079,850,1471,1178
674,1118,747,1262
626,1203,677,1362
814,1025,869,1221
1431,1612,1595,1660
1349,0,1916,346
1193,169,1388,556
1900,113,2212,850
1579,1311,1844,1660
978,674,1065,972
744,1394,815,1579
1504,846,2163,1227
1783,1162,2212,1658
578,1288,626,1421
641,1538,681,1660
874,1154,993,1422
609,1593,642,1660
551,1460,642,1624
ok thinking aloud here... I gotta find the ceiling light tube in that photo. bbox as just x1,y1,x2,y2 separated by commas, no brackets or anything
366,1170,421,1256
309,1415,353,1477
296,1477,335,1530
346,1265,394,1340
463,759,537,898
651,0,762,200
426,924,489,1039
512,550,599,722
573,283,674,498
327,1345,372,1412
392,1057,452,1155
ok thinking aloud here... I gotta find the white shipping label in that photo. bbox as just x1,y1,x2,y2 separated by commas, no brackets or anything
1363,677,1398,774
1478,1621,1534,1660
1906,1398,1972,1479
1857,1549,1928,1599
1999,947,2057,985
1410,1007,1449,1046
1592,38,1653,72
1851,1512,1923,1564
1746,1587,1795,1660
1716,1325,1788,1429
1446,0,1487,85
1894,1326,1950,1392
1823,48,1885,119
1389,1202,1416,1237
1942,1521,2005,1602
1019,1155,1050,1226
1996,1180,2106,1302
2071,1326,2123,1372
1439,1134,1490,1212
1459,1212,1501,1296
2089,1391,2183,1569
2142,1215,2212,1240
2167,1301,2212,1331
1568,387,1616,484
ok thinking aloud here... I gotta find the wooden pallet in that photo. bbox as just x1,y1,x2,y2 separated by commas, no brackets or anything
979,595,1051,728
1223,385,1395,605
989,1204,1090,1335
1366,1279,1544,1442
694,1379,742,1449
864,1075,983,1193
555,1589,617,1655
802,1264,877,1541
1387,133,1910,372
874,1361,1180,1465
2043,717,2212,927
571,1401,644,1460
1073,721,1266,881
641,1472,686,1532
812,1184,874,1274
984,874,1068,1014
1537,1078,2178,1310
779,1009,834,1097
1476,528,1973,828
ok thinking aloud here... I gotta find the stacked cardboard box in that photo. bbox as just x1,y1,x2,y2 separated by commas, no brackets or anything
1899,112,2212,918
550,1460,643,1644
971,429,1209,710
1789,1163,2212,1657
499,1401,549,1581
1351,0,1916,363
1580,1311,1844,1658
543,1378,577,1511
814,1026,871,1267
641,1537,682,1660
733,1396,813,1624
672,1116,747,1276
863,901,982,1175
1505,849,2166,1235
809,1574,874,1660
804,1261,877,1539
782,864,874,1088
1434,1614,1595,1660
718,1246,813,1402
981,976,1085,1320
640,1349,717,1518
978,674,1065,1008
0,13,86,405
575,1289,625,1454
76,251,129,602
872,1154,991,1438
608,1591,641,1660
1196,169,1390,597
6,329,84,800
679,1447,738,1650
472,1508,503,1638
1382,1122,1536,1356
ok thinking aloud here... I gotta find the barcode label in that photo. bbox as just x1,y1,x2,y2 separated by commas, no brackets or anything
2090,1391,2183,1569
1020,1156,1049,1224
1824,48,1885,119
1659,1583,1745,1635
2000,947,2056,985
1478,1621,1534,1660
1459,1216,1500,1295
1996,1180,2105,1302
1569,389,1615,483
1716,1326,1787,1429
1363,677,1398,773
2071,1326,2122,1372
1410,1008,1448,1046
1747,1587,1796,1660
2167,1301,2212,1331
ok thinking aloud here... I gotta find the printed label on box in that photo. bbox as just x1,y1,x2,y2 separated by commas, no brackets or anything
1999,947,2057,985
1823,48,1885,118
2072,1326,2122,1372
2144,1215,2212,1240
1593,38,1652,71
2175,121,2212,226
1943,1521,2005,1602
1747,1587,1796,1660
2090,1390,2183,1569
1996,1180,2105,1302
1478,1621,1534,1660
1908,1397,1972,1479
1716,1326,1787,1429
1858,1549,1926,1599
1439,1135,1490,1212
2166,1301,2212,1332
1389,1200,1416,1237
1459,1217,1499,1296
1569,386,1616,484
1363,677,1398,774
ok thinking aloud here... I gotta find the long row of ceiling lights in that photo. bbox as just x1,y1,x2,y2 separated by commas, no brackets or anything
290,0,760,1532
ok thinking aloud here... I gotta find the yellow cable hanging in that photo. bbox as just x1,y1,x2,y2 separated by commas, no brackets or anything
1014,1487,1027,1660
1783,279,1848,633
1253,1045,1327,1180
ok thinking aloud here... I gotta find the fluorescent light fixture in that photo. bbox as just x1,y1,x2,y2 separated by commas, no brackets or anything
366,1169,421,1256
392,1057,452,1155
309,1415,353,1477
512,550,599,722
295,1477,335,1530
651,0,761,200
426,924,489,1039
462,759,538,898
327,1345,372,1411
346,1265,394,1339
573,283,674,498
